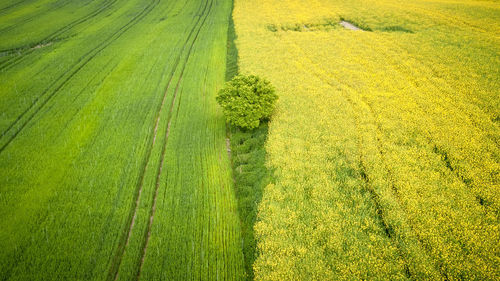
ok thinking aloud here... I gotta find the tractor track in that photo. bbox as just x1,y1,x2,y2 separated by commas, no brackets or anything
0,0,33,15
0,0,71,35
0,0,159,155
107,0,212,279
54,60,120,141
0,0,119,71
291,42,450,280
135,1,214,278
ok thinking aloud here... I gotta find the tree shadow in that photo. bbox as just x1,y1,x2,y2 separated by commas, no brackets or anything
229,123,270,280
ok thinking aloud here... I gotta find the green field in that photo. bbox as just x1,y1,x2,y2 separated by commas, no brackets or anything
0,0,244,280
1,0,499,280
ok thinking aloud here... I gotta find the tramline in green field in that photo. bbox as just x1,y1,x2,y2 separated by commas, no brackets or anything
0,0,244,280
3,0,498,280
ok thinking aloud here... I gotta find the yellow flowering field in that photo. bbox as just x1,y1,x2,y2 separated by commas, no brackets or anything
233,0,499,279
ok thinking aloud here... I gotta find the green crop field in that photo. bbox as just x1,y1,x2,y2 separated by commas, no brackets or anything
2,0,499,280
0,0,244,280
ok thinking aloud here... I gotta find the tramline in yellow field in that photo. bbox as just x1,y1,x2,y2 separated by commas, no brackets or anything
1,0,499,279
234,0,499,279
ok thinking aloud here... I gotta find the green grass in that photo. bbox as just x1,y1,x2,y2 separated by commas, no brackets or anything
224,11,269,278
225,1,238,82
0,0,244,280
230,124,270,280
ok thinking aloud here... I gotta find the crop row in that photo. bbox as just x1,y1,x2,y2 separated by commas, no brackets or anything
234,0,499,279
0,0,244,279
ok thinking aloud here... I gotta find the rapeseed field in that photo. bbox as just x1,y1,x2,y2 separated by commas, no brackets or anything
234,0,499,279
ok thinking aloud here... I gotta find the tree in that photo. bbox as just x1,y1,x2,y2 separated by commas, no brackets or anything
216,75,278,129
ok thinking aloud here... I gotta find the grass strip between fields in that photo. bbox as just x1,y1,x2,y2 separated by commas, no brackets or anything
225,4,274,279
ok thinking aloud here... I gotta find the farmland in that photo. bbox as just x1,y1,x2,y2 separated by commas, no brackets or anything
0,0,244,280
1,0,499,280
233,0,499,280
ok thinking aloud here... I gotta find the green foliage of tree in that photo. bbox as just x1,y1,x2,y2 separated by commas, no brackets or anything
217,75,278,129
